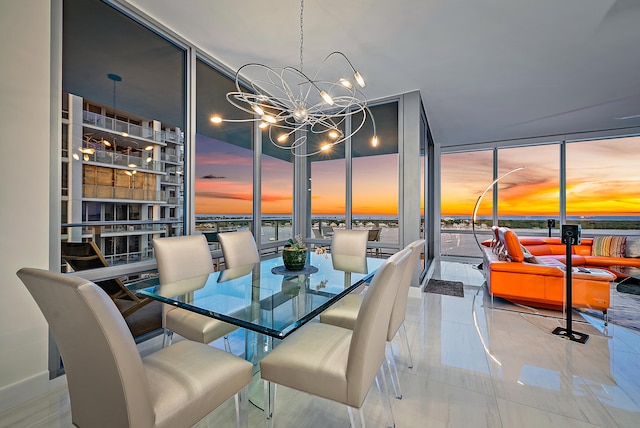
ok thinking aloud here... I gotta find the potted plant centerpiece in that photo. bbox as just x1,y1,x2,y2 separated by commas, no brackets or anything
283,235,308,271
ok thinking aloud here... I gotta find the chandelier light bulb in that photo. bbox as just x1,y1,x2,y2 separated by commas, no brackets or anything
128,163,137,168
102,139,111,147
252,105,265,116
83,154,89,161
121,132,129,137
339,78,352,89
328,130,339,139
354,71,365,88
125,170,132,176
371,135,379,147
210,116,222,124
145,145,153,151
277,133,289,143
72,153,80,160
259,121,269,129
319,90,334,105
320,143,332,152
263,115,277,124
146,157,153,163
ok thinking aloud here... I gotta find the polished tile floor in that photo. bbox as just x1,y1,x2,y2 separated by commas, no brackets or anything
3,261,640,427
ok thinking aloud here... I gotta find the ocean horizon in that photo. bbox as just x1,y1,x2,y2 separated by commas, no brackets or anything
196,214,640,221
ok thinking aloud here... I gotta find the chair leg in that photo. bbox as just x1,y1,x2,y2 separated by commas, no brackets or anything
375,365,396,428
385,343,402,399
234,386,248,428
162,329,173,348
264,380,276,428
224,335,232,353
603,309,608,326
398,323,413,369
347,406,366,428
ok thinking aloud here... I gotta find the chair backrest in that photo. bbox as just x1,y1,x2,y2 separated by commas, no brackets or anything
345,248,411,407
61,241,138,301
331,229,369,258
153,235,214,284
387,239,425,340
218,230,260,268
367,229,380,242
16,268,154,428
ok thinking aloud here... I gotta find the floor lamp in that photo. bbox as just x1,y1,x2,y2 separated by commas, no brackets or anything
471,167,525,252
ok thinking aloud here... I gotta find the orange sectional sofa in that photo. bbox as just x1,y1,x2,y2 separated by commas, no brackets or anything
481,227,617,314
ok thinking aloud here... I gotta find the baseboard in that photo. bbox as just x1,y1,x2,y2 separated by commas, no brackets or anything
0,371,65,413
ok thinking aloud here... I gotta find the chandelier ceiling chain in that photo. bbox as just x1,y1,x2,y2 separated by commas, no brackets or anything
299,0,304,73
210,0,378,157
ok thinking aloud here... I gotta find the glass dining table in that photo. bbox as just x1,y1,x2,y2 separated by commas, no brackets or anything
128,252,384,357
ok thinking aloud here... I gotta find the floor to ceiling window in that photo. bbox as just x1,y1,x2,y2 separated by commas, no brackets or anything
308,131,347,240
62,0,186,266
440,150,494,257
566,136,640,233
352,102,399,246
194,59,254,246
260,130,294,244
497,144,560,235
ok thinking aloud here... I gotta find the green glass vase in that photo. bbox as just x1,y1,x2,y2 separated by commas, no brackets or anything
282,247,308,271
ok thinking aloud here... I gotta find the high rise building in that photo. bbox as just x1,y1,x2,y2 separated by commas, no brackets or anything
61,92,184,267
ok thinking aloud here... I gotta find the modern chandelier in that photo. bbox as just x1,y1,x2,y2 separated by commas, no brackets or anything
210,0,378,157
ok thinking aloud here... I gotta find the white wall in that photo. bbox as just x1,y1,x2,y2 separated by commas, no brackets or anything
0,0,55,411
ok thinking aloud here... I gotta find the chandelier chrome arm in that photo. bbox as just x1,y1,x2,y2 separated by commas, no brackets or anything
210,0,378,157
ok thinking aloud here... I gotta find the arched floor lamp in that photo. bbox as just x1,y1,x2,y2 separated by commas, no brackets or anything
471,166,525,251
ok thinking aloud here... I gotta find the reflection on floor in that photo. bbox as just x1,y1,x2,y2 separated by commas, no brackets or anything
3,261,640,427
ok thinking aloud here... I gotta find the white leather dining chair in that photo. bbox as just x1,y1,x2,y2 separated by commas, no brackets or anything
154,235,237,350
320,239,425,399
260,248,411,427
16,267,252,428
330,229,369,257
218,230,260,268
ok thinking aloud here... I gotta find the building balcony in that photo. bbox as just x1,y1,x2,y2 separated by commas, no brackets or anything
80,149,163,173
83,185,166,202
83,110,183,145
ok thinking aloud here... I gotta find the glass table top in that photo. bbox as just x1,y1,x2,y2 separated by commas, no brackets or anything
128,252,384,339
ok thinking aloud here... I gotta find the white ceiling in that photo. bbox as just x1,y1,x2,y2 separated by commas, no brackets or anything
122,0,640,147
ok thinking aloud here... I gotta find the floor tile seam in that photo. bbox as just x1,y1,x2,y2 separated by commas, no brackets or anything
494,396,608,428
491,375,616,426
570,378,630,428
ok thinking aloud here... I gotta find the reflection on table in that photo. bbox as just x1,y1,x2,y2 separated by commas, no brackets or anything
129,252,384,341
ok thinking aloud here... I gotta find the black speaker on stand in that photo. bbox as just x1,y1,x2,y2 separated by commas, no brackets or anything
547,218,555,237
552,225,589,344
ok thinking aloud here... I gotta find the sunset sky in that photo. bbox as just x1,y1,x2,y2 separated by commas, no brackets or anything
441,136,640,217
196,134,640,218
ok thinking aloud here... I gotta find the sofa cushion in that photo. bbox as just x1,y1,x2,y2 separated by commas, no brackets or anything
499,228,524,262
625,236,640,258
592,236,626,257
521,244,540,264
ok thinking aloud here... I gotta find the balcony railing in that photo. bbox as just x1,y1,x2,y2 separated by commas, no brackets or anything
83,185,166,202
160,174,182,184
83,110,184,144
166,196,184,205
81,149,163,172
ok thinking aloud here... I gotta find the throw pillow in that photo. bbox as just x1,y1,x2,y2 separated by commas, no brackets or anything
626,236,640,258
520,244,539,264
592,236,626,257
